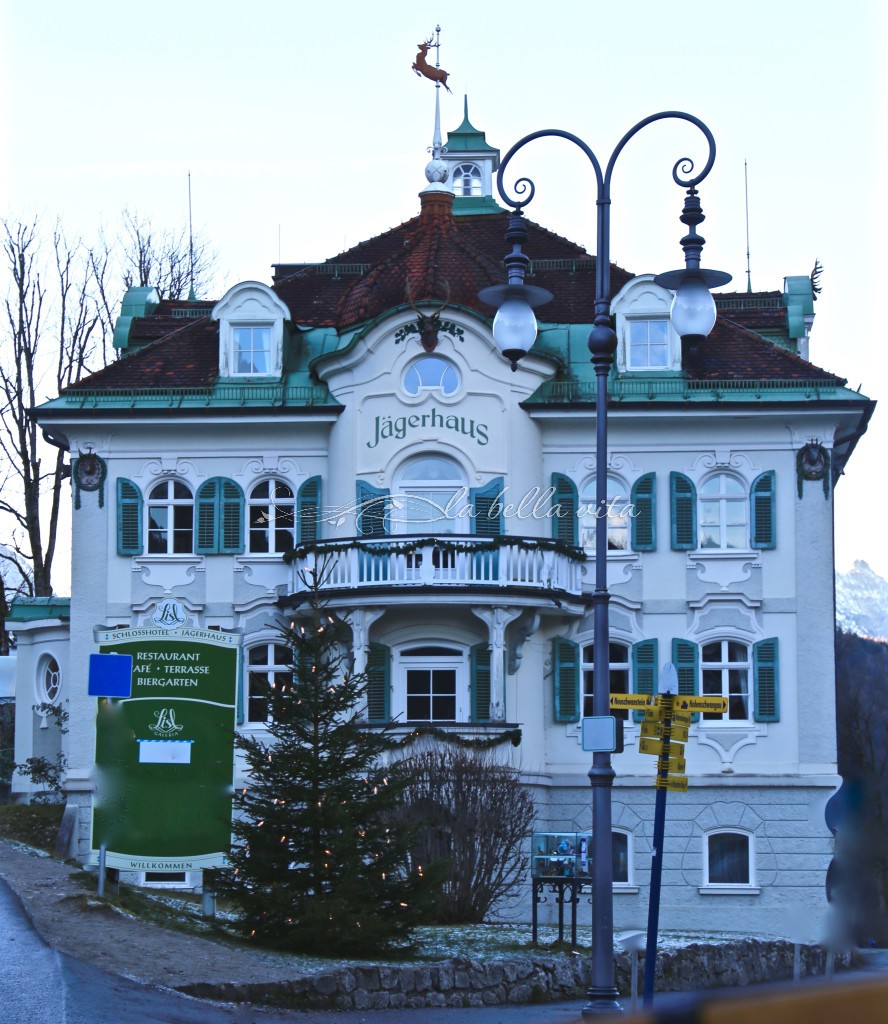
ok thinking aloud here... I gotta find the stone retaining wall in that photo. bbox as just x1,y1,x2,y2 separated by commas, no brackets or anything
179,940,852,1010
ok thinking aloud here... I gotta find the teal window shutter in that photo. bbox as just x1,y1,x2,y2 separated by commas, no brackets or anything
297,476,321,544
631,473,656,551
553,637,580,723
365,642,391,722
750,471,776,550
195,478,219,553
356,480,389,537
471,478,504,536
632,639,658,722
670,472,696,550
551,473,578,545
195,478,243,554
219,479,244,553
117,478,143,555
753,638,779,722
470,643,492,722
672,638,700,721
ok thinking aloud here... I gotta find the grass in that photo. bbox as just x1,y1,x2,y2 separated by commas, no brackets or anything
0,803,64,853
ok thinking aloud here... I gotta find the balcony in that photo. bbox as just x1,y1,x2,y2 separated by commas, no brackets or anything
285,535,583,598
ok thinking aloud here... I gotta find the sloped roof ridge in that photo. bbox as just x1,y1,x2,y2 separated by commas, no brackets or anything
717,315,846,385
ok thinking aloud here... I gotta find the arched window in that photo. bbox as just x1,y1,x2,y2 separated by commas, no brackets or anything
612,830,633,885
394,456,467,535
581,475,631,552
246,642,292,724
451,162,482,197
582,641,630,719
699,474,747,550
705,830,753,886
402,355,460,397
248,480,295,553
701,640,751,722
147,480,193,554
35,654,61,705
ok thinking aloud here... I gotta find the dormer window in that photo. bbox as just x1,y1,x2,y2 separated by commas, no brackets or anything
234,325,272,375
452,163,482,197
212,281,290,379
627,318,669,370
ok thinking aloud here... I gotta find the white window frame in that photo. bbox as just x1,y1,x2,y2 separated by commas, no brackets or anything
626,317,671,371
581,640,631,720
612,829,637,890
231,323,273,377
401,354,461,398
392,644,469,724
244,641,293,726
451,162,482,197
580,474,631,554
701,828,758,893
146,479,194,555
392,455,468,537
698,472,749,551
700,638,753,724
35,653,62,707
247,479,295,555
213,281,289,379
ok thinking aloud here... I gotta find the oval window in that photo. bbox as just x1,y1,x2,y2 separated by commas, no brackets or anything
402,356,460,397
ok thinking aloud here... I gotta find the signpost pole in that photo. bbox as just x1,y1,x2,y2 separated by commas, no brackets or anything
642,665,678,1009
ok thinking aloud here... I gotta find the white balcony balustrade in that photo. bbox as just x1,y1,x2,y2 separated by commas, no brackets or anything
287,536,582,596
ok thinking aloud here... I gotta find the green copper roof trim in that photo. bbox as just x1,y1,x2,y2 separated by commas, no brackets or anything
524,377,862,405
44,383,339,411
8,596,71,621
453,195,506,215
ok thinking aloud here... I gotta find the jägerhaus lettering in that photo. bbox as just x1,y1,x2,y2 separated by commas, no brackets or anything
368,407,488,448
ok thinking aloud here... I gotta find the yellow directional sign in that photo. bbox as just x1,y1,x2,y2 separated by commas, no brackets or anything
657,754,687,774
656,775,689,792
640,721,689,743
675,696,729,714
670,712,692,727
639,737,685,758
610,694,654,709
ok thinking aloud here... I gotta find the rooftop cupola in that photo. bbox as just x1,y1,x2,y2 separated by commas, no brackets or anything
444,97,503,215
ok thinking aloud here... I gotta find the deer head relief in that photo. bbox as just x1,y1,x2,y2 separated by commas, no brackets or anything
405,282,451,352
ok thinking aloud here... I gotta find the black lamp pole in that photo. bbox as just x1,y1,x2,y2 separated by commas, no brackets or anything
480,112,729,1017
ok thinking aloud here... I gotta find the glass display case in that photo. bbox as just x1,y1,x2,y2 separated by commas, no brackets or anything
531,831,591,880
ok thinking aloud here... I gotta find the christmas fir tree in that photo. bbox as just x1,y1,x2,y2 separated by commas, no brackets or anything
219,574,436,956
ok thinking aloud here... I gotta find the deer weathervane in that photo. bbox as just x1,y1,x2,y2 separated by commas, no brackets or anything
412,25,451,93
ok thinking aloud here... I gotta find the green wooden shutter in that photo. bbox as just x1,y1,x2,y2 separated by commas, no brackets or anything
297,476,321,544
471,478,504,536
195,478,219,553
672,638,700,721
356,480,389,537
470,643,492,723
365,642,390,723
632,639,658,722
117,478,143,556
750,471,776,550
551,473,578,545
631,473,656,551
670,472,696,550
553,637,580,723
219,479,244,553
753,638,779,722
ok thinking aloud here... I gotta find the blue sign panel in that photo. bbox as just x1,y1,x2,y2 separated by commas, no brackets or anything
88,653,133,697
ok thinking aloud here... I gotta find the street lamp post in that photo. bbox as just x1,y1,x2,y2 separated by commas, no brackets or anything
480,112,730,1016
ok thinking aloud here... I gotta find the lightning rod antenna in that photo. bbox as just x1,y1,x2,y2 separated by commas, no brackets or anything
744,159,752,293
187,171,196,300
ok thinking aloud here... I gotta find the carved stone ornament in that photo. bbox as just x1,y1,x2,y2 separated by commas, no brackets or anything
72,452,106,509
796,443,830,498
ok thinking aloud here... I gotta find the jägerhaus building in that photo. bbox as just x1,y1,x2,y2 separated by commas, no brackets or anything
11,100,874,933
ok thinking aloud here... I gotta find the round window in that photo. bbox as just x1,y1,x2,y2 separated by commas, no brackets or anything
36,655,61,705
402,356,460,397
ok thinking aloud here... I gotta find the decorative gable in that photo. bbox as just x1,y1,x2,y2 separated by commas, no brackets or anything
611,274,681,374
212,281,290,379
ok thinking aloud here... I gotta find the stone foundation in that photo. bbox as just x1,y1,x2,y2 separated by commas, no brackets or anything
179,939,851,1010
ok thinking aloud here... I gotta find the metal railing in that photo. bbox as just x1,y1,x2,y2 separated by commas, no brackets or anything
534,377,841,404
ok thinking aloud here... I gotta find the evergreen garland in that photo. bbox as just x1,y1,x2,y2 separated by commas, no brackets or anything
387,725,522,751
284,534,585,565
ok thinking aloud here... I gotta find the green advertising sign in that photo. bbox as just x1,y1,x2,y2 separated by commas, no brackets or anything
91,624,240,871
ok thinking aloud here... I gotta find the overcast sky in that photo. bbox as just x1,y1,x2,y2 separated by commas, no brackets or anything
2,0,885,592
